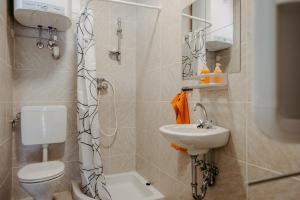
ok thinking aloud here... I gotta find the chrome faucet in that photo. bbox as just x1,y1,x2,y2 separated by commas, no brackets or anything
193,103,213,129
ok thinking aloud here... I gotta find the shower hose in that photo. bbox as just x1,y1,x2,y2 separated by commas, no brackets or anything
97,78,119,148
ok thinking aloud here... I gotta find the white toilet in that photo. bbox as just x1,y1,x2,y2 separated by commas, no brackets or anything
17,106,67,200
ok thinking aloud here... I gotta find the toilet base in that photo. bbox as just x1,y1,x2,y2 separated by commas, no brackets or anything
19,174,63,200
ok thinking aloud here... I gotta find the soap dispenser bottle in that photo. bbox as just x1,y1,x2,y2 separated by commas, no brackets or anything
213,63,223,83
199,66,211,84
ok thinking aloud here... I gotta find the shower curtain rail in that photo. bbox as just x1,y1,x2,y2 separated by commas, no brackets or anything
85,0,162,12
182,13,213,29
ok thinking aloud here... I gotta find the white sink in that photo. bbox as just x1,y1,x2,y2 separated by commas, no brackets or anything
159,124,230,155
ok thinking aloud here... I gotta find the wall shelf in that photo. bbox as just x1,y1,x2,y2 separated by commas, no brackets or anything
182,73,228,91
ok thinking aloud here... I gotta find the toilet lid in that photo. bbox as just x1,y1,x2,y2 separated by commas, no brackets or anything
18,161,65,183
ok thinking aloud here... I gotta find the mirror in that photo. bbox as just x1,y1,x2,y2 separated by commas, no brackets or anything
182,0,241,80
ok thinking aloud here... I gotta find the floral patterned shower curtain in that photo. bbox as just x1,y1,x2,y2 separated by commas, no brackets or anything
182,28,207,78
77,8,112,200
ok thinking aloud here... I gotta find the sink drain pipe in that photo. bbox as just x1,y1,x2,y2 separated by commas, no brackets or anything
190,153,219,200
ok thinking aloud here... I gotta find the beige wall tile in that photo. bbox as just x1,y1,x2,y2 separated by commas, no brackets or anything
205,102,247,161
0,139,12,186
108,128,136,156
205,154,247,200
93,0,137,176
0,1,13,199
248,165,300,200
106,154,136,175
14,37,76,71
136,155,160,186
0,173,12,200
13,69,76,103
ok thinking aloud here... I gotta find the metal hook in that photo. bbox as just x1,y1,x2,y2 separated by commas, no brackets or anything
36,25,44,49
47,27,57,50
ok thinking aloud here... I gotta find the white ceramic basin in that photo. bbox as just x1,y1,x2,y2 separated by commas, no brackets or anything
159,124,230,155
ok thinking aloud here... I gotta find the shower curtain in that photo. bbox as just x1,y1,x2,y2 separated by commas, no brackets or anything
182,28,207,78
77,8,112,200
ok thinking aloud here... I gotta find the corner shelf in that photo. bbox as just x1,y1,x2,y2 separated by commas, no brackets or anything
182,73,228,91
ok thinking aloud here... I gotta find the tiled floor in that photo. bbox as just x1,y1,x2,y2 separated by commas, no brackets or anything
21,191,73,200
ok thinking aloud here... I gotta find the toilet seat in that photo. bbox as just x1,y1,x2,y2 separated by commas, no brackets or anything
18,161,65,184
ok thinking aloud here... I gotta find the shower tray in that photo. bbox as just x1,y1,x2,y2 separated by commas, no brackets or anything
72,171,165,200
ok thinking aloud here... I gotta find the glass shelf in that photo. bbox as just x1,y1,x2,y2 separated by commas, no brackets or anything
182,73,228,90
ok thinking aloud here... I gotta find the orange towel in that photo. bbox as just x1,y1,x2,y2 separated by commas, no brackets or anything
170,92,190,153
171,92,190,124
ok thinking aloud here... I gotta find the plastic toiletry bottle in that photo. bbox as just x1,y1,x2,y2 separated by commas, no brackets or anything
199,66,210,84
213,63,223,83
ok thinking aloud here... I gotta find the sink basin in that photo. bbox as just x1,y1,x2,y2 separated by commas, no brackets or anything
159,124,230,155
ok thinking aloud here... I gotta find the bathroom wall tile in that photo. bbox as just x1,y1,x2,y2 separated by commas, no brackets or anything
109,128,136,156
0,173,12,200
96,46,136,75
136,70,161,101
248,165,300,200
0,65,13,102
56,161,81,193
205,154,247,200
0,22,14,67
136,155,160,186
0,139,12,186
115,100,136,128
12,167,29,200
14,37,76,71
240,0,247,44
12,128,42,167
112,69,136,101
111,20,137,49
135,129,145,158
93,0,137,178
98,99,114,129
158,171,187,200
136,101,160,131
0,0,7,23
158,136,191,185
93,2,112,47
160,0,181,66
160,62,182,101
204,102,247,161
13,16,76,46
106,154,135,175
247,103,300,173
181,0,195,10
0,103,12,142
49,133,79,162
136,11,161,73
0,2,13,199
159,101,176,127
136,40,161,74
110,1,137,22
53,191,73,200
136,129,161,167
13,69,76,102
98,73,136,103
12,130,79,168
